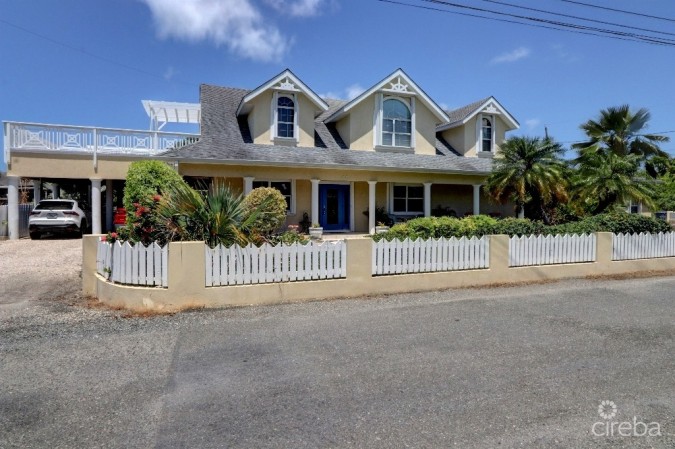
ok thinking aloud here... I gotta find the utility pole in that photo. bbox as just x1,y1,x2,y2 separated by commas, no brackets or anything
544,126,549,139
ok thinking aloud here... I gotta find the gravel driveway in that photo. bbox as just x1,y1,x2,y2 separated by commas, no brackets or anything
0,238,82,311
1,238,674,448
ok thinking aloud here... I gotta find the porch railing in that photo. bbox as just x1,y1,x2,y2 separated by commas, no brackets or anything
3,121,198,160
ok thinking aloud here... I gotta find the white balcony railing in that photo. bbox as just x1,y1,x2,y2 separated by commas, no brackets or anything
3,121,198,160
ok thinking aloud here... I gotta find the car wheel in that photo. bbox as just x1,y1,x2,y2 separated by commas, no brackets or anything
29,231,41,240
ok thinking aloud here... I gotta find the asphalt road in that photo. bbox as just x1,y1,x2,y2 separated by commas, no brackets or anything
1,274,674,448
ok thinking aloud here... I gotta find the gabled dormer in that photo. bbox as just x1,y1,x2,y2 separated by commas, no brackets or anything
236,69,329,148
437,97,519,157
324,69,450,155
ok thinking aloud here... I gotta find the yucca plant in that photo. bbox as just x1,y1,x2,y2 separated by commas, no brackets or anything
155,179,266,247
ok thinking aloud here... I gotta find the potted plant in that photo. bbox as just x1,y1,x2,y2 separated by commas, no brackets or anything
375,221,390,234
309,223,323,240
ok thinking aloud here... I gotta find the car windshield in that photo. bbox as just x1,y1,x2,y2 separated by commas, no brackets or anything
35,201,75,211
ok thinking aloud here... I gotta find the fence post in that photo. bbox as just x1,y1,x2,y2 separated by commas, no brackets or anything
489,235,510,274
346,238,372,281
82,235,102,296
167,241,206,299
596,232,613,264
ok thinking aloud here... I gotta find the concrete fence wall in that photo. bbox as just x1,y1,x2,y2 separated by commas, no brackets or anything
82,232,675,311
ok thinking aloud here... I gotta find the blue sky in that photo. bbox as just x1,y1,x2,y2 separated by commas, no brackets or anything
1,0,674,171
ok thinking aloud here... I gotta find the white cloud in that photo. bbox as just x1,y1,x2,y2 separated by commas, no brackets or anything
525,118,541,130
319,83,364,101
141,0,290,62
491,46,531,64
345,84,365,100
551,44,579,63
265,0,325,17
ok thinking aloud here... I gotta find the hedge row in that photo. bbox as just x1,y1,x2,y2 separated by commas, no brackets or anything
372,212,672,241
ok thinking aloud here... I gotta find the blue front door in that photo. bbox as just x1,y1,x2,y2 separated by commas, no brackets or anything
319,184,350,231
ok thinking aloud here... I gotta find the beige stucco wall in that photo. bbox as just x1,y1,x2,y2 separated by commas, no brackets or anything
248,91,316,147
431,184,514,217
346,96,374,151
8,153,134,179
83,233,675,312
414,102,439,155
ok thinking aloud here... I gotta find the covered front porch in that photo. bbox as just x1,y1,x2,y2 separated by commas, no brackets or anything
185,167,514,235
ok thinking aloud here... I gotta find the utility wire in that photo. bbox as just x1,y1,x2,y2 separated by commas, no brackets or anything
559,0,675,24
480,0,675,39
0,18,192,86
422,0,675,46
377,0,666,46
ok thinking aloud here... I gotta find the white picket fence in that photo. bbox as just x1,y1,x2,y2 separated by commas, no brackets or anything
372,236,489,275
205,241,346,286
612,232,675,261
96,240,168,287
509,233,596,267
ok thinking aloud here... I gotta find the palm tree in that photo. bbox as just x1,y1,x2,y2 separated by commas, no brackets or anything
573,105,669,164
485,136,568,222
572,105,667,213
155,179,264,247
573,151,656,214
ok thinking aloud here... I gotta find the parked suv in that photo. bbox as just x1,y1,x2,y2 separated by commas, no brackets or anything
28,199,88,239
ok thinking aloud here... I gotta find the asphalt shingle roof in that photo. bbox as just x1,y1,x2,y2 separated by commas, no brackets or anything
160,84,493,175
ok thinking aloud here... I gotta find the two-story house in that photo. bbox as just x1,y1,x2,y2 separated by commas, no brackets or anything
2,68,519,238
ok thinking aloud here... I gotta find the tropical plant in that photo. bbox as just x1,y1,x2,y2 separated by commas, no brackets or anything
573,105,669,163
572,152,656,214
154,179,263,247
485,136,568,223
654,173,675,211
242,187,288,238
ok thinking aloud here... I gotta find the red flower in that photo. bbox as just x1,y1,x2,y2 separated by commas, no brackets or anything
110,232,118,239
153,194,162,202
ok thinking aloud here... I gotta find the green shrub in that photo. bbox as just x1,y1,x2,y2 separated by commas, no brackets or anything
123,160,187,218
269,229,309,245
492,218,545,236
243,187,288,237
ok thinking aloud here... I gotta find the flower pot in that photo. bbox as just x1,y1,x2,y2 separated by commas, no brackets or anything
309,227,323,240
375,226,390,234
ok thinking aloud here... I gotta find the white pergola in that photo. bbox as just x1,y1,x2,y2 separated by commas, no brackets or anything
142,100,201,131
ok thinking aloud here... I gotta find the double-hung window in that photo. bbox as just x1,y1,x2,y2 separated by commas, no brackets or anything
481,117,493,152
392,184,424,214
252,180,293,212
382,99,412,147
277,96,295,139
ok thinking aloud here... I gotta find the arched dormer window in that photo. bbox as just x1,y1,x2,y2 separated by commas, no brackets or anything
481,117,493,152
382,98,412,147
277,96,295,139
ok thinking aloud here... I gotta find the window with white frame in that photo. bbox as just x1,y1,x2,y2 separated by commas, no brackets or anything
481,116,493,152
252,180,293,212
392,184,424,213
382,98,412,147
276,96,295,139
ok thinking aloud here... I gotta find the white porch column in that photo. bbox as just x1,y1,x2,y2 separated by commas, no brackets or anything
7,176,19,240
33,179,41,206
368,181,377,235
105,179,114,232
91,179,102,235
243,177,254,195
310,178,320,226
473,184,481,216
51,184,60,199
423,182,432,218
